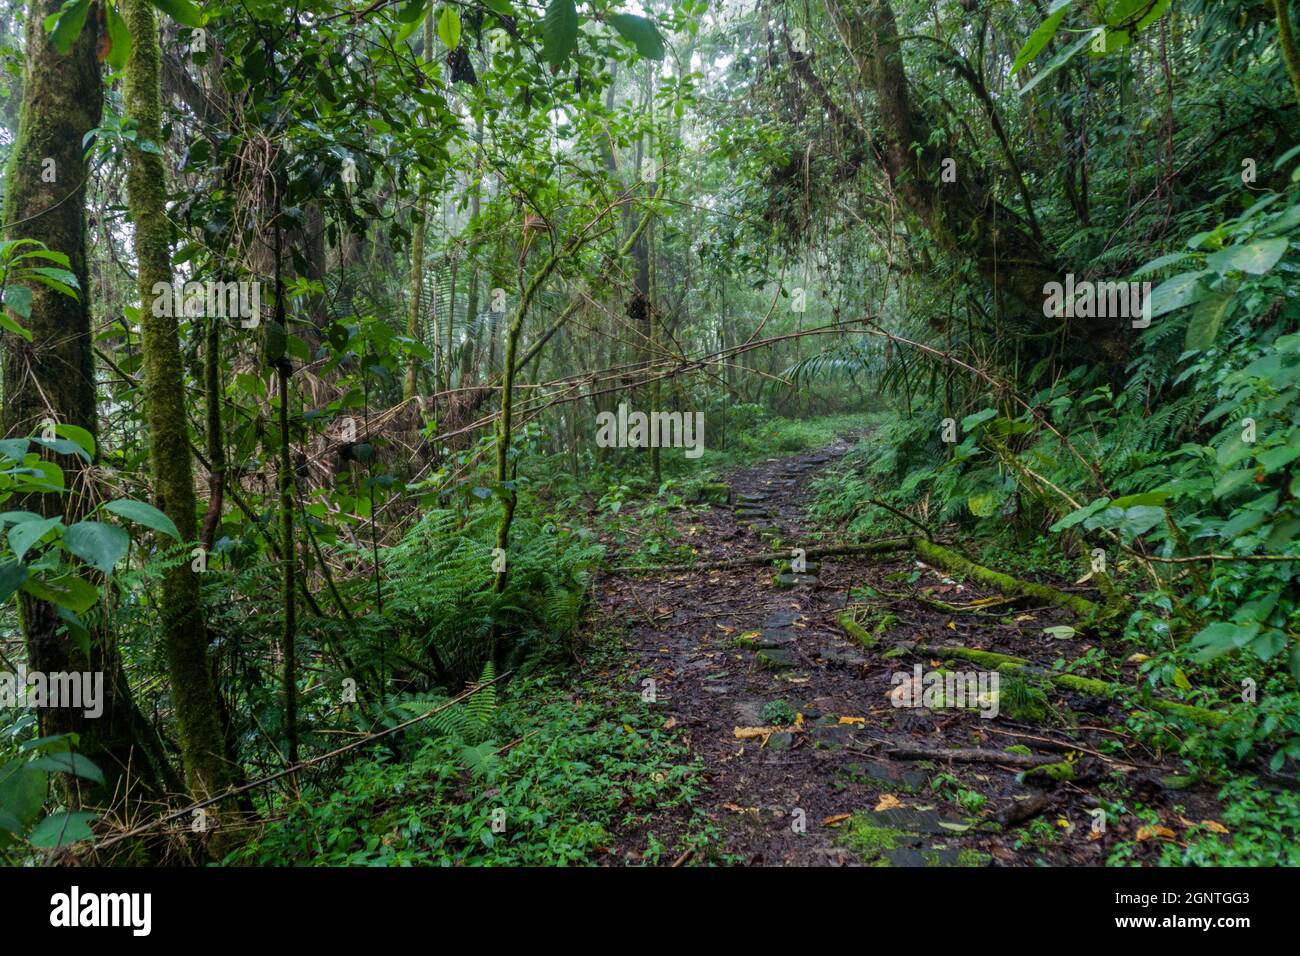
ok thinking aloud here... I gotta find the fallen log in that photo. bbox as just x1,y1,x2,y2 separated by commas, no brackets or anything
902,642,1229,728
610,537,915,574
885,745,1059,768
913,539,1101,619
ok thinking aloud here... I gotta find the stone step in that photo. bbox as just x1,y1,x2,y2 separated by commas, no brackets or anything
757,629,795,648
756,647,797,670
772,572,818,590
694,482,731,504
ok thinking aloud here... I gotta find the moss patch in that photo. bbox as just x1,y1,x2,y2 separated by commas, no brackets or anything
837,814,908,865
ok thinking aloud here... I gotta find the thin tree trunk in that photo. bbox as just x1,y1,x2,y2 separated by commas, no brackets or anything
0,0,164,817
124,0,230,811
404,9,434,400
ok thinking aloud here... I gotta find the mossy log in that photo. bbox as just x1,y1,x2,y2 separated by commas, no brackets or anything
914,539,1100,619
907,642,1229,728
613,537,915,574
838,611,899,648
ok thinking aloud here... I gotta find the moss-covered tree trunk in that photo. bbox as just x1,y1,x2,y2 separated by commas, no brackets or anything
0,0,166,814
124,0,230,810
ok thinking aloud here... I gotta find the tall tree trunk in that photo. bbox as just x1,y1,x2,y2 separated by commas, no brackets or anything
0,0,165,815
810,0,1127,366
124,0,230,810
403,9,434,401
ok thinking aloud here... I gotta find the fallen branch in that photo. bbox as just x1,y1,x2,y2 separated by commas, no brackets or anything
885,745,1059,768
994,793,1054,827
914,539,1101,619
904,642,1229,728
88,670,513,856
610,537,915,574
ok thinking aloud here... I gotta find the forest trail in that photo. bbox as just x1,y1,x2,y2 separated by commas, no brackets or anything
600,437,1226,867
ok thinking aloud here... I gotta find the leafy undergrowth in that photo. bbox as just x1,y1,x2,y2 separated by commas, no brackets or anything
223,631,716,866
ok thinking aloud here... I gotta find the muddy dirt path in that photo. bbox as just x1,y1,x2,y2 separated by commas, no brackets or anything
598,438,1223,866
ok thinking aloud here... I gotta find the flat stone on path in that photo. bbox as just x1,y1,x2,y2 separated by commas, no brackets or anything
872,806,963,835
772,572,818,590
767,732,795,752
756,647,797,670
764,610,802,628
757,629,795,648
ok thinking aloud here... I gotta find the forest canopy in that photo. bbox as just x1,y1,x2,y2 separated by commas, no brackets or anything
0,0,1297,875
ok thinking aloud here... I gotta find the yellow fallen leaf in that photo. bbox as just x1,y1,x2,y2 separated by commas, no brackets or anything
969,596,1004,607
1126,653,1150,664
874,794,903,811
838,716,866,726
733,726,774,740
946,621,957,630
1201,819,1229,834
823,813,852,827
1136,825,1176,842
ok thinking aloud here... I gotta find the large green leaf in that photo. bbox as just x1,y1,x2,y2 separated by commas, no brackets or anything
55,424,95,459
8,516,62,561
397,0,430,22
0,760,47,835
101,498,181,540
3,285,33,320
1147,270,1210,317
0,561,29,603
1189,621,1259,663
29,753,103,785
147,0,205,27
609,13,665,60
1011,0,1073,76
27,810,97,848
21,574,99,614
1049,496,1110,532
542,0,579,67
63,521,129,574
437,6,462,49
1184,290,1233,351
0,439,29,462
1018,27,1098,97
105,2,131,70
1206,237,1288,276
48,0,91,55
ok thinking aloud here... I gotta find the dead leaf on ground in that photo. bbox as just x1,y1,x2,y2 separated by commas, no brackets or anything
1136,824,1177,842
874,794,903,811
1201,819,1229,834
838,716,866,726
822,813,852,827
